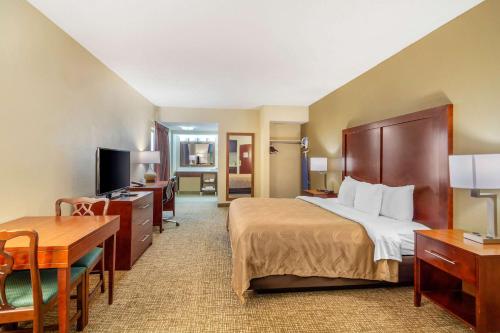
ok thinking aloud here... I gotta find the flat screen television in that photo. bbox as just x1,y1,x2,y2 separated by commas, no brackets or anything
96,148,130,197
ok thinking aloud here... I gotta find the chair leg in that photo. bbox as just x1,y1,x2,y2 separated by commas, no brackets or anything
33,313,43,333
83,271,90,327
100,257,105,293
163,218,179,227
76,277,86,331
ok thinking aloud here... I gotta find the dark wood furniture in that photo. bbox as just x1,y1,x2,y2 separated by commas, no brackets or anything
175,171,218,194
342,104,453,229
0,216,119,333
108,192,153,270
129,181,170,233
415,230,500,333
55,197,107,321
250,105,453,291
0,230,86,332
302,189,337,198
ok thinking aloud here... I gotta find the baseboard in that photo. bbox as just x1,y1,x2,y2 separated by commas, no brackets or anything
217,202,230,207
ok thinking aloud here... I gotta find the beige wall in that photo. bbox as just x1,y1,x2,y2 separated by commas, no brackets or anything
270,123,301,198
302,0,500,233
0,1,155,222
259,106,309,197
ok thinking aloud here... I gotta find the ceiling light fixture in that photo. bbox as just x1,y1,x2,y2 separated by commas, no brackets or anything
180,126,195,131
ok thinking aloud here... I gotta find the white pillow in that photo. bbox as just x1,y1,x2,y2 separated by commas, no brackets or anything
381,185,415,221
337,176,358,207
353,181,384,216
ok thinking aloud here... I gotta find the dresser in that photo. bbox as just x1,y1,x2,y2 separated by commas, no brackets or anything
414,229,500,333
129,181,171,233
108,192,153,270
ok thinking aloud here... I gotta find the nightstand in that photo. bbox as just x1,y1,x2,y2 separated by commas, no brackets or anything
414,229,500,333
302,189,337,198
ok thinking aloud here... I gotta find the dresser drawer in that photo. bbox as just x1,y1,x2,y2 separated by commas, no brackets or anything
133,216,153,238
132,195,153,225
416,234,476,284
132,231,152,264
132,193,153,210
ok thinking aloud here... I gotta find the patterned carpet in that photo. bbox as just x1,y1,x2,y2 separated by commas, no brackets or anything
48,196,468,332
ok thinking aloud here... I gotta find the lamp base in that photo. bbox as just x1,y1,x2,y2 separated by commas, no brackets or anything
144,174,156,183
464,232,500,244
144,165,157,183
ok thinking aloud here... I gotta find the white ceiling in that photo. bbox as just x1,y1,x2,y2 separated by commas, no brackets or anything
28,0,482,109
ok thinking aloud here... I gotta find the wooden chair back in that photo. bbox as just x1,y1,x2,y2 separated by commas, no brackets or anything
55,197,110,217
0,230,42,320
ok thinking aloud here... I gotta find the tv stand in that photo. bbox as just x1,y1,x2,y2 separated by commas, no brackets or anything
119,191,138,198
105,193,122,200
108,192,153,270
104,191,138,200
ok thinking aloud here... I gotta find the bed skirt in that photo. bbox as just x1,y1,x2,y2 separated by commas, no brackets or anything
249,255,414,291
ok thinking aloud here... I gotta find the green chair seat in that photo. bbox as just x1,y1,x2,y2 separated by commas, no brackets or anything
6,267,86,308
72,247,103,268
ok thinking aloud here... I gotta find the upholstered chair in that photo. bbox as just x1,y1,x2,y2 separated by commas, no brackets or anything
55,197,109,326
0,230,86,332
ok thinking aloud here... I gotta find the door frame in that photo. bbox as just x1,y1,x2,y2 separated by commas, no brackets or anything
226,132,255,201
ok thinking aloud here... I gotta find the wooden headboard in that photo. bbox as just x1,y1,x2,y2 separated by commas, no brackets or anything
342,105,453,229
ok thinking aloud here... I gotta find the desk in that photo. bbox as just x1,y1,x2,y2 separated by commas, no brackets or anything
129,181,170,233
2,216,119,333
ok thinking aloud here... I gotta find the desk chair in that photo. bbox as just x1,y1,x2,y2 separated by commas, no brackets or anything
163,178,179,227
0,230,86,332
55,197,108,326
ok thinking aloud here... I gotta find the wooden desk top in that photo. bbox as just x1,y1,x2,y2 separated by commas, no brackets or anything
1,216,120,250
416,229,500,256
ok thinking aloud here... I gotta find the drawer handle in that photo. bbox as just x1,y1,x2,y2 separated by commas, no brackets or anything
425,250,456,265
139,204,151,209
140,234,151,242
141,219,151,226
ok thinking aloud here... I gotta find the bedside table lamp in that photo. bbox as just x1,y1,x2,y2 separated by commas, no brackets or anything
310,157,328,191
449,154,500,244
134,151,160,183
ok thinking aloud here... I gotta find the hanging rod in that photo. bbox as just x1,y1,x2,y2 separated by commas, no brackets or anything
270,139,301,144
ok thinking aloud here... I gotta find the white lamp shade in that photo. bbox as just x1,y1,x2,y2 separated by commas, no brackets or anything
449,154,500,189
310,157,328,172
132,151,160,164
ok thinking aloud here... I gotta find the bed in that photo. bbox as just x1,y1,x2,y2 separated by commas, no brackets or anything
227,105,453,301
228,173,252,194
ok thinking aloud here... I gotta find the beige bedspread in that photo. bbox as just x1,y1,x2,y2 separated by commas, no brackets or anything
228,198,398,301
229,173,251,189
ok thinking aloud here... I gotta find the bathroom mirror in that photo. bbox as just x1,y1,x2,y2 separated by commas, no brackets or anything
179,142,216,167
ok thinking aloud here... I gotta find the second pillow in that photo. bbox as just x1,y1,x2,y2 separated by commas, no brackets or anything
353,181,384,216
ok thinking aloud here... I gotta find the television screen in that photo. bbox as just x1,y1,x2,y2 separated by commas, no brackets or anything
96,148,130,196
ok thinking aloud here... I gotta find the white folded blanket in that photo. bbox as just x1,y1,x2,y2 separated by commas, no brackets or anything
297,196,429,262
